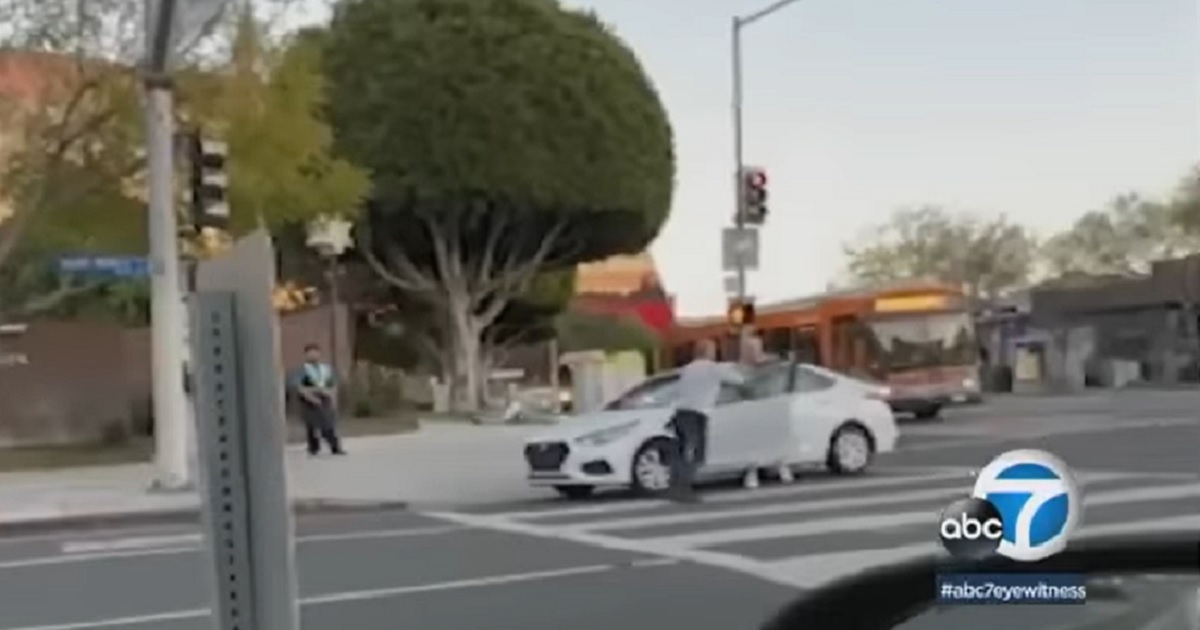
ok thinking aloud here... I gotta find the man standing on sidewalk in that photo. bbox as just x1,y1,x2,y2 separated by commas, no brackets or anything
667,339,746,503
292,343,346,456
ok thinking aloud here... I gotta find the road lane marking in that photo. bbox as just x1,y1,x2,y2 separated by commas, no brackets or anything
630,480,1200,550
557,470,1138,534
898,417,1197,451
0,525,470,569
427,509,798,588
0,560,676,630
303,563,615,605
429,476,1200,589
0,547,198,570
486,470,971,521
56,525,465,556
0,608,211,630
61,534,201,554
761,513,1200,589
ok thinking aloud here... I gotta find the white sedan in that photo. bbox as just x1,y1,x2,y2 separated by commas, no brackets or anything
523,360,899,499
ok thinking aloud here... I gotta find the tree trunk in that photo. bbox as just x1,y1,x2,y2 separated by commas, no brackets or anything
447,293,483,413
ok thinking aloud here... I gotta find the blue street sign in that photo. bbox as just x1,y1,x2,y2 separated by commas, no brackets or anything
57,255,150,278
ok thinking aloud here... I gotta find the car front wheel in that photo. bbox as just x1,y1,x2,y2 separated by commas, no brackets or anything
630,439,674,495
827,423,873,474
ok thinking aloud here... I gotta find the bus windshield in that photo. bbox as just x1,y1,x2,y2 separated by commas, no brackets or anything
864,311,977,372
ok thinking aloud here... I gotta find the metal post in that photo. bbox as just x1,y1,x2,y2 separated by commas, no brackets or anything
548,337,560,413
145,82,191,490
731,17,749,359
729,0,805,361
194,231,300,630
328,255,340,383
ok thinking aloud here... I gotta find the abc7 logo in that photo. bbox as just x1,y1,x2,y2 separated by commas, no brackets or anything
938,497,1006,560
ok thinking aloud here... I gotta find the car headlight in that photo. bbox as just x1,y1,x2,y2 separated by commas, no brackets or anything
574,421,639,447
962,377,978,390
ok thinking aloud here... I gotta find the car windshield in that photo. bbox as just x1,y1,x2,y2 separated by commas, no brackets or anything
864,311,977,372
603,374,682,410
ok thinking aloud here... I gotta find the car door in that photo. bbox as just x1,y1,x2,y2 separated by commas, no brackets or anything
706,362,797,471
787,366,843,463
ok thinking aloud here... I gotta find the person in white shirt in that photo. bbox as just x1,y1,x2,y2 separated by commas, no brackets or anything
739,334,793,489
668,339,746,503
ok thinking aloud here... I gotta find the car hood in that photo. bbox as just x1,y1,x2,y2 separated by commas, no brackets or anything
526,408,672,443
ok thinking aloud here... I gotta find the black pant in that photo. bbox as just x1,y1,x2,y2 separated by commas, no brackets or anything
668,409,708,494
301,400,341,454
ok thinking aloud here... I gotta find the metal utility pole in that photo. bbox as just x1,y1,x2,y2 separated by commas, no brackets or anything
144,0,191,490
731,17,747,337
729,0,805,358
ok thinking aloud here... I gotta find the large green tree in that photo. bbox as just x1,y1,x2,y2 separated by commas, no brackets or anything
323,0,675,410
1042,192,1200,277
843,206,1036,303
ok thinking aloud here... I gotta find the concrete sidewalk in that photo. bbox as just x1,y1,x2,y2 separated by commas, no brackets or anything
0,422,548,532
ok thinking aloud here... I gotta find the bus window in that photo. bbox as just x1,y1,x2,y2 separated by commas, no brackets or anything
794,327,821,365
762,327,792,358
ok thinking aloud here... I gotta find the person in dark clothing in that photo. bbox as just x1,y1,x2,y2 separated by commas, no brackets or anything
292,344,345,456
666,339,746,503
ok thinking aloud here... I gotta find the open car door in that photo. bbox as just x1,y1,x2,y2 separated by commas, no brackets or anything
706,361,798,471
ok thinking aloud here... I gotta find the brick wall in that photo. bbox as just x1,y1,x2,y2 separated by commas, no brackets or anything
0,304,352,447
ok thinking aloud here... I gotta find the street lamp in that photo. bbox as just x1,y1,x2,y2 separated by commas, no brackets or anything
306,216,354,386
731,0,805,355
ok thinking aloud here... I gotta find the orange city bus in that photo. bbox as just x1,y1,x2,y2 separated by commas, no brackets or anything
664,280,982,418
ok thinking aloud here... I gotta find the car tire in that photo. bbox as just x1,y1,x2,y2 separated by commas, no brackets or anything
827,423,874,475
913,405,942,420
554,485,595,500
630,438,675,496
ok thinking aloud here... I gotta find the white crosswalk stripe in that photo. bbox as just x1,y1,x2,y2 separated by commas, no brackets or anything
427,468,1200,590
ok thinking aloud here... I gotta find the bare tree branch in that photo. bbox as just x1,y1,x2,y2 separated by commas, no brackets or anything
15,275,99,315
355,219,439,293
475,221,578,326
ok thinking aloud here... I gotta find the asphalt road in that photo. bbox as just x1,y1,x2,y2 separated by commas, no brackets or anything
0,392,1196,630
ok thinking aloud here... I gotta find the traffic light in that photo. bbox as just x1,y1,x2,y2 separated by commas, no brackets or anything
189,133,229,230
740,166,768,225
727,299,756,328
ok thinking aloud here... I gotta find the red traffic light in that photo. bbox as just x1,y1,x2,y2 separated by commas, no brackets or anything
745,169,767,188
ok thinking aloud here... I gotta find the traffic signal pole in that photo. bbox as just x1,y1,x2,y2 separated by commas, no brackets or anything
730,0,805,359
144,0,192,491
731,16,748,360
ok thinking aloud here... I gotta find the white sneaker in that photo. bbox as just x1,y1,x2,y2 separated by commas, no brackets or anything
743,469,760,489
778,464,794,484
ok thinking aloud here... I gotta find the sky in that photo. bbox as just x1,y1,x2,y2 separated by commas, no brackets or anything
292,0,1199,317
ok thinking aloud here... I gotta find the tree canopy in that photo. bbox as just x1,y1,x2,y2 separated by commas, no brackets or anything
322,0,675,409
843,206,1037,302
842,167,1200,298
1040,193,1200,277
177,11,368,236
0,1,367,321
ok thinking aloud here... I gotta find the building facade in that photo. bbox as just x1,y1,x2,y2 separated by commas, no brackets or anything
570,252,674,335
1020,255,1200,390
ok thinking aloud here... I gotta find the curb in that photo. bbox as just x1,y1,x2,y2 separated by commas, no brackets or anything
0,498,409,538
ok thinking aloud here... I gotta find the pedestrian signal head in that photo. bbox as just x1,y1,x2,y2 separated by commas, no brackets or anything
727,300,755,327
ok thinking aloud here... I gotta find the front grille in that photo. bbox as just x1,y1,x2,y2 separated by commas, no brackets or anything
525,442,568,471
